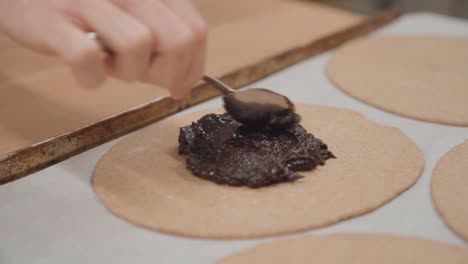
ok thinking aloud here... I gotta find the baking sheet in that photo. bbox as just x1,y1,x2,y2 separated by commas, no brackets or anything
0,13,467,264
1,0,370,184
0,0,360,156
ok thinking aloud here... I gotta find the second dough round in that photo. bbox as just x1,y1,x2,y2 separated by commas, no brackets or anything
327,35,468,126
432,140,468,242
218,233,468,263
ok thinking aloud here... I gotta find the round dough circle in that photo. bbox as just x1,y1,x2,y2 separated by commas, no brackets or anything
432,140,468,242
218,233,468,263
327,35,468,126
92,105,424,238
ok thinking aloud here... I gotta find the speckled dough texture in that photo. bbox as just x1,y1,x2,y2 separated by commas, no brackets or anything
327,35,468,126
432,140,468,242
92,105,424,238
217,233,468,263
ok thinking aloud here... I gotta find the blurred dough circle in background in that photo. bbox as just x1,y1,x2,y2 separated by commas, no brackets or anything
217,233,468,264
327,35,468,126
432,139,468,242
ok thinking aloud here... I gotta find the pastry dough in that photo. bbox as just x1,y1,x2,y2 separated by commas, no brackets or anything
327,36,468,126
432,140,468,242
92,105,424,238
218,233,468,263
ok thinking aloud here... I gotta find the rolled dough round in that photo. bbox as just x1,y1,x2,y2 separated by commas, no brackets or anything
326,35,468,126
92,105,424,238
217,233,468,263
432,140,468,242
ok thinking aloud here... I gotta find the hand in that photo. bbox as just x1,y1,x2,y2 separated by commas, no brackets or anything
0,0,207,99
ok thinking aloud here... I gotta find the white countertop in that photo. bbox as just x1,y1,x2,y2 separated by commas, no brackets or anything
1,12,467,264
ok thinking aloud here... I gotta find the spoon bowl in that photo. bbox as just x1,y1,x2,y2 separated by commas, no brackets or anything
203,75,299,129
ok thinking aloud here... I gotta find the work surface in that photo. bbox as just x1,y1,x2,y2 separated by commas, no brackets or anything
1,13,467,264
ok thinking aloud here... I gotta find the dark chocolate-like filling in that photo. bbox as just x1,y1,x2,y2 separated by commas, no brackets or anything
178,113,335,188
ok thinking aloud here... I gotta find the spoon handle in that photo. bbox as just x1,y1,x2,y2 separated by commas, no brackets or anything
202,75,234,95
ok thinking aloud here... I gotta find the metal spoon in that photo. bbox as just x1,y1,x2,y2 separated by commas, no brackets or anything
202,75,299,128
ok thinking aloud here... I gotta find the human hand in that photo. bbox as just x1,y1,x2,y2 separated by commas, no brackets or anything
0,0,207,99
